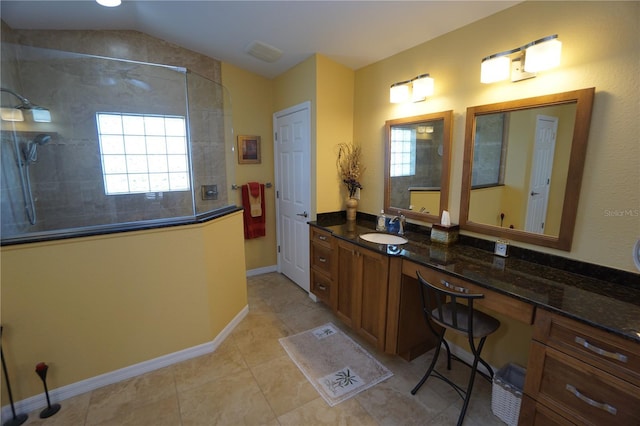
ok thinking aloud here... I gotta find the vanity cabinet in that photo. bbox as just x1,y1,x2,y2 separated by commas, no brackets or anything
309,229,391,350
520,309,640,425
336,239,389,350
309,227,335,305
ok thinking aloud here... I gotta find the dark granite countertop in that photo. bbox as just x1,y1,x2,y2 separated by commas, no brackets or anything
309,218,640,344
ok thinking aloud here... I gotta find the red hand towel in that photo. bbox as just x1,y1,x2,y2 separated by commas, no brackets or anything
242,184,266,239
248,182,260,198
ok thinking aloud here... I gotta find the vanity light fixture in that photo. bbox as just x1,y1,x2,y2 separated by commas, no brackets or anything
0,108,24,122
523,35,562,73
390,74,434,103
390,80,411,103
480,52,514,84
480,34,562,84
411,74,434,102
96,0,121,7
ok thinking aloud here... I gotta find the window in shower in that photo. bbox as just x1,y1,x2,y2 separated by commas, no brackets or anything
96,113,190,195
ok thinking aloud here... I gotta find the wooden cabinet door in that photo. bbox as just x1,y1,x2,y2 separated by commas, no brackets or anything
353,247,389,350
336,239,357,327
335,239,389,350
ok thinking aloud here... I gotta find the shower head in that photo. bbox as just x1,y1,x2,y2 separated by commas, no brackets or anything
22,134,51,165
33,134,51,146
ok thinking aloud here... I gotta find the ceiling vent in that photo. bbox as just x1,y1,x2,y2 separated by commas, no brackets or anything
244,40,283,63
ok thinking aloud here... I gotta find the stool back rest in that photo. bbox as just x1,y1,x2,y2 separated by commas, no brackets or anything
416,270,484,336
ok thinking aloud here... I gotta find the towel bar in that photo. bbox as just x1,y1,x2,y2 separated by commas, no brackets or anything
232,183,272,190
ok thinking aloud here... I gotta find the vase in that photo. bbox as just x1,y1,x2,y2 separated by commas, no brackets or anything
346,197,358,221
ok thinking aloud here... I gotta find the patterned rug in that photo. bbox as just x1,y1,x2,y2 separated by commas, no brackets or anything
279,323,393,406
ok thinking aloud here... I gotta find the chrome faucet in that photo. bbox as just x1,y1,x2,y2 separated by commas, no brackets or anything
389,213,406,235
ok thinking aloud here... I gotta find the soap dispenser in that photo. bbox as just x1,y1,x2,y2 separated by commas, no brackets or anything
376,210,387,231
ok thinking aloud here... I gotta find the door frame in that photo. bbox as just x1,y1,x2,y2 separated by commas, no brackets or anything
273,101,312,287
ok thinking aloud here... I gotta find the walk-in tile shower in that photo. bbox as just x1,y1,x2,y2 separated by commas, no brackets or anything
1,42,236,244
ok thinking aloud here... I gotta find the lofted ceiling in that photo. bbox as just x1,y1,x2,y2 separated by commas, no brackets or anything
0,1,520,79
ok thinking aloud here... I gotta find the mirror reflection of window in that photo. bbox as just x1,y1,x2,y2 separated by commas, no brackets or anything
390,127,416,177
472,113,507,188
384,110,452,224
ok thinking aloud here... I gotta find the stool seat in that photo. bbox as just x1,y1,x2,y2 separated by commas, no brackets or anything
431,302,500,338
411,271,501,426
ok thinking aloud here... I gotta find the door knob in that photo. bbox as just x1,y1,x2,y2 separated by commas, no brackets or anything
530,191,540,196
296,211,308,218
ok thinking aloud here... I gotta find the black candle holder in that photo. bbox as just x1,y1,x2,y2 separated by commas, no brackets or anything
1,326,28,426
34,362,61,418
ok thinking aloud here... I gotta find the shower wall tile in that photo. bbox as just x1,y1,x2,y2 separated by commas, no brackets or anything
12,29,221,84
1,24,229,240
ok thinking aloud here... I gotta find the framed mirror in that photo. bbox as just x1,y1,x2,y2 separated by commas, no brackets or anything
384,111,453,223
460,88,595,250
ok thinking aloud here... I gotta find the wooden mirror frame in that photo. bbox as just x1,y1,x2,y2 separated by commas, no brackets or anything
460,88,595,250
384,110,453,223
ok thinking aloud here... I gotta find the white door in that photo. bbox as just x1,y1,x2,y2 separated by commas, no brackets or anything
525,115,558,233
274,102,311,292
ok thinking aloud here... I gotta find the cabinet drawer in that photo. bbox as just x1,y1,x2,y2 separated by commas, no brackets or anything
310,227,332,247
534,309,640,387
519,394,577,425
311,269,331,304
403,261,535,324
311,242,333,274
526,342,640,425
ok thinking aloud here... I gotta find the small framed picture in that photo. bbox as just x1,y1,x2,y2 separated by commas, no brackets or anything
237,135,261,164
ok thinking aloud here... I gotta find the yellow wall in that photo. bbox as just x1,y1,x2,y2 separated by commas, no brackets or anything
222,54,354,269
272,56,319,217
1,211,247,403
469,186,504,226
350,1,639,273
270,54,355,218
409,191,440,216
316,55,355,213
221,62,278,271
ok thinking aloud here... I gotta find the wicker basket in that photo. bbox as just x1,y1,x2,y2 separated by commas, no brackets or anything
491,363,526,426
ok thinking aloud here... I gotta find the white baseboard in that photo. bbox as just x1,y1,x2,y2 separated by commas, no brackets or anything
246,265,277,277
1,305,249,420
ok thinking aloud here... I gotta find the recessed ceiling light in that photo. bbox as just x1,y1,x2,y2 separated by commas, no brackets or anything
244,40,283,63
96,0,121,7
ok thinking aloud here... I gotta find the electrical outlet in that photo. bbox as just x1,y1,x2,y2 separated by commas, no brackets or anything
494,240,509,257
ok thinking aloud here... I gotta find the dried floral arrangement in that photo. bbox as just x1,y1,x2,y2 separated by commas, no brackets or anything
336,142,365,198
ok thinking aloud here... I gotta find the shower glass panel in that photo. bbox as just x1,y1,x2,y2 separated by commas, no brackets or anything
0,43,235,245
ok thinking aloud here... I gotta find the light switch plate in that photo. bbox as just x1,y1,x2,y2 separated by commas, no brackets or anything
494,240,509,257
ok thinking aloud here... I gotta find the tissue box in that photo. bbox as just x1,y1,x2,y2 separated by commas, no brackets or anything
430,224,459,245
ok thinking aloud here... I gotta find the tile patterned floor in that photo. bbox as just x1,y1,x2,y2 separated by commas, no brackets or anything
21,272,505,425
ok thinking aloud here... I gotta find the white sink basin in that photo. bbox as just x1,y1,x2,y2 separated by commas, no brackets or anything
359,233,408,245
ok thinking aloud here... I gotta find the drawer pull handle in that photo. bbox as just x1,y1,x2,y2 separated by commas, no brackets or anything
318,235,327,241
442,280,469,294
318,257,327,263
565,384,617,415
317,284,326,291
574,336,628,363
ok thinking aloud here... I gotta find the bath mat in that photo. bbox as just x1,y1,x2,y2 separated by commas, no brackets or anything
279,323,393,406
